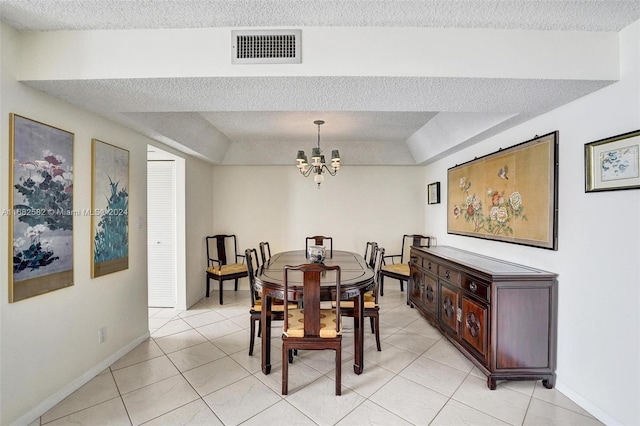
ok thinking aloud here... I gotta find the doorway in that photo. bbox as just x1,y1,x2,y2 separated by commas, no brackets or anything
147,146,186,308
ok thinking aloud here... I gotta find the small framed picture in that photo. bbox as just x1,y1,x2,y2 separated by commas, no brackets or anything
428,182,441,205
585,129,640,192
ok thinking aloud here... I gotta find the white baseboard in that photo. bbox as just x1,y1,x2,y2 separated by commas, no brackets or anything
13,331,150,426
555,379,622,426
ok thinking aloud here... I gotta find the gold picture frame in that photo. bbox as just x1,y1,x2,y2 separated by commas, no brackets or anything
585,129,640,192
447,132,559,250
91,139,130,277
9,113,74,302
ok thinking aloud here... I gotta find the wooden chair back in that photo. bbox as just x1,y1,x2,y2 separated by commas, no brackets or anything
398,234,431,263
305,235,333,259
372,246,385,303
245,248,260,308
283,263,341,337
363,241,378,269
282,262,343,395
259,241,272,265
206,234,244,268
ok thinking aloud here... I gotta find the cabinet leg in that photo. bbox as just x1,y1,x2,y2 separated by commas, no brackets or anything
542,376,555,389
487,376,497,390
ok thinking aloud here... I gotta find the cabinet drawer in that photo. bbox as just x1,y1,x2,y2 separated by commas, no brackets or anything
424,258,438,273
463,276,489,302
438,265,461,285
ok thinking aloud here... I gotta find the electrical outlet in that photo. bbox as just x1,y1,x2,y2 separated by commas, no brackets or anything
98,327,106,344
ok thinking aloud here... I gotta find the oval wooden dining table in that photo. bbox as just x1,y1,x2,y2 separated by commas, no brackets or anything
254,250,374,375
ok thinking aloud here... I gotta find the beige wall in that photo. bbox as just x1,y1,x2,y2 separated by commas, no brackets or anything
211,165,426,266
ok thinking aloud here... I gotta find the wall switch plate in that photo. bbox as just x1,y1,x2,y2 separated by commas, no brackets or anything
98,327,107,344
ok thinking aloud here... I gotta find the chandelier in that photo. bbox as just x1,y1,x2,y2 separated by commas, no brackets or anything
295,120,341,188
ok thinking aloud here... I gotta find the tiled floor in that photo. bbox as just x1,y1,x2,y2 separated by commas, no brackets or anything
34,285,602,425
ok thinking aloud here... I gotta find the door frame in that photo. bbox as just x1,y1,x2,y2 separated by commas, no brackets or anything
147,145,186,310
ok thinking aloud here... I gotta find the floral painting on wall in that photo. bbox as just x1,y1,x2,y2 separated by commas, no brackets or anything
91,139,129,278
10,114,74,302
447,132,559,250
585,129,640,192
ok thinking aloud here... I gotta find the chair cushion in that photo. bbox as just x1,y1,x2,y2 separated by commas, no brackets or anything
252,300,297,312
284,308,342,338
381,263,409,277
207,263,247,276
332,290,377,308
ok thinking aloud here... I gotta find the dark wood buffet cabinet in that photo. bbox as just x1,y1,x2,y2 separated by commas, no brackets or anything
409,245,558,390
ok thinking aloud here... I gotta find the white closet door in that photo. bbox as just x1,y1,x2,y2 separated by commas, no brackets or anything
147,160,176,307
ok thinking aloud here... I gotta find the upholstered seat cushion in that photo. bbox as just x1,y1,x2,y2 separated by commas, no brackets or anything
332,290,377,308
207,263,247,276
381,263,409,277
252,300,297,312
284,308,342,338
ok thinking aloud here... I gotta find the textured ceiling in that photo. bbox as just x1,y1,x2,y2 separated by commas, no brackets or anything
2,0,639,31
1,1,639,165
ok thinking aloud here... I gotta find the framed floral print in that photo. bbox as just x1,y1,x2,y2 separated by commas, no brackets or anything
9,114,74,302
91,139,129,278
447,132,559,250
585,129,640,192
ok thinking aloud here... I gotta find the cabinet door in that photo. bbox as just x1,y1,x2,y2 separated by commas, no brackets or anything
422,272,437,315
461,296,488,362
439,281,459,336
409,267,422,303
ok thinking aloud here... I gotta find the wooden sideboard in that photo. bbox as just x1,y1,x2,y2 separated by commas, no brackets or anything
409,245,557,390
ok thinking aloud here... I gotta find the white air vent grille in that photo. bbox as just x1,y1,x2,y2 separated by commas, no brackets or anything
232,30,301,64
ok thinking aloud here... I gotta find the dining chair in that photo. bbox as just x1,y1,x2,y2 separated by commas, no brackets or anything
246,248,296,356
205,234,248,304
380,234,431,304
305,235,333,259
335,246,385,351
363,241,378,269
259,241,272,265
282,262,342,395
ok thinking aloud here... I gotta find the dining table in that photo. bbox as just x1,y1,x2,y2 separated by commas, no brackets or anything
254,250,374,375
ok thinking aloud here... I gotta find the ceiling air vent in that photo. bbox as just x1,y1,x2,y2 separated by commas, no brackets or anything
231,30,301,64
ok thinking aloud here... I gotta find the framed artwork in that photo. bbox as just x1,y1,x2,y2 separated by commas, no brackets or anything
428,182,440,204
447,131,559,250
585,129,640,192
9,113,74,302
91,139,129,278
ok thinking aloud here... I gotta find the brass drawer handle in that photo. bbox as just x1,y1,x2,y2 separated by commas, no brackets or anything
445,270,450,279
469,282,477,292
427,262,432,270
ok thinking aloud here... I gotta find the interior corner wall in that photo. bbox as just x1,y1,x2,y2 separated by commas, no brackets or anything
211,165,426,264
0,22,152,425
423,20,640,426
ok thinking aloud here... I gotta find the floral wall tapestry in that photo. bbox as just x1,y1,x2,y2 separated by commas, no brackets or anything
91,139,129,278
447,132,559,250
10,114,74,302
